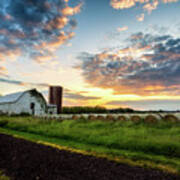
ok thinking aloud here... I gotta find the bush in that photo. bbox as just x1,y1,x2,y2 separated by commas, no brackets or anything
163,114,179,123
144,115,158,124
0,120,8,127
62,106,108,114
9,112,30,117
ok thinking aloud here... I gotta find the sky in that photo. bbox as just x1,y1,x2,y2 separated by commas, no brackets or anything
0,0,180,110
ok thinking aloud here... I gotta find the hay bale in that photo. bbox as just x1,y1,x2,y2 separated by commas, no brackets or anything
144,115,158,124
88,115,96,121
130,115,142,123
57,117,62,122
106,115,115,121
117,115,127,122
72,115,79,120
163,114,179,123
79,115,86,120
97,115,105,121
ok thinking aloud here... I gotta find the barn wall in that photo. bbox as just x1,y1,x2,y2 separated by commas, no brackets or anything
0,92,46,115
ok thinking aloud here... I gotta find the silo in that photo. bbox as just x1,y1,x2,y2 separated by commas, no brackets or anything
49,86,63,114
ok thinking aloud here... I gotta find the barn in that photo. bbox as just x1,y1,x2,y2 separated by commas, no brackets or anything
0,89,47,115
0,86,63,116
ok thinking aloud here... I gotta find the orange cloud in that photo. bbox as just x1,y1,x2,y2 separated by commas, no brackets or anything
33,55,56,64
46,32,75,49
110,0,137,9
45,16,69,31
61,3,83,16
34,31,75,53
0,48,22,62
136,13,144,21
143,0,159,13
0,0,83,66
117,26,128,32
0,66,8,77
163,0,178,2
78,32,180,96
110,0,178,13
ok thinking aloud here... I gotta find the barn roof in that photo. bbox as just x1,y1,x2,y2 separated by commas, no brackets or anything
0,89,36,104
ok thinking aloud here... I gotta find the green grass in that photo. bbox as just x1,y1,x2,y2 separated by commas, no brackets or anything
0,116,180,174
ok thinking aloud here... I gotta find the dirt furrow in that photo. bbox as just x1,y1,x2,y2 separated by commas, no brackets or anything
0,133,179,180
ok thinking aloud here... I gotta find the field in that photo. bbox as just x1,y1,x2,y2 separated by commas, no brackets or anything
0,115,180,176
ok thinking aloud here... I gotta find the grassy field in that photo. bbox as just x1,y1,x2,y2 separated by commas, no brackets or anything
0,115,180,174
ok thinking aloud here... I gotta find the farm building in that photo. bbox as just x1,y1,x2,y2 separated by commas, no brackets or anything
0,87,63,115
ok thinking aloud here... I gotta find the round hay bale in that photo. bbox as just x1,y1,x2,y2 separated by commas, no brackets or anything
72,115,79,120
88,115,96,121
117,115,127,122
97,115,105,121
57,117,62,122
130,115,142,123
79,115,86,120
144,115,158,124
106,115,115,121
163,114,179,123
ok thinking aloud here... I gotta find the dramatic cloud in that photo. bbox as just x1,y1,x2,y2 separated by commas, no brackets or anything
110,0,178,13
77,32,180,96
0,0,82,63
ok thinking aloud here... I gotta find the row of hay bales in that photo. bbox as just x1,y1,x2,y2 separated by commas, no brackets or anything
38,113,180,123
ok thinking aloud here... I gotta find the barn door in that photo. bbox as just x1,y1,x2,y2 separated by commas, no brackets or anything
30,103,35,115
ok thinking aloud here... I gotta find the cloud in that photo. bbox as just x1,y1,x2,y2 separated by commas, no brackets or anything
117,26,128,32
106,99,180,110
0,0,82,63
61,3,83,16
77,32,180,96
0,66,8,77
110,0,178,13
64,93,101,101
110,0,137,9
43,88,101,102
63,88,101,101
136,13,144,22
0,77,49,88
143,0,159,14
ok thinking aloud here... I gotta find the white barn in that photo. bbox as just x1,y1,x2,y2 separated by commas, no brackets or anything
0,89,57,115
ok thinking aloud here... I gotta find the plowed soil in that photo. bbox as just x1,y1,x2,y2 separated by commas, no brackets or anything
0,133,179,180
